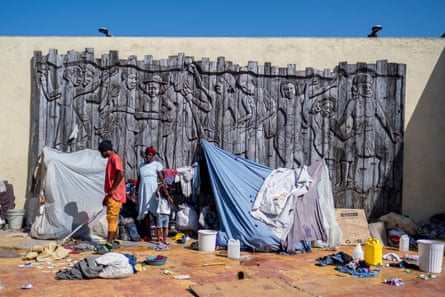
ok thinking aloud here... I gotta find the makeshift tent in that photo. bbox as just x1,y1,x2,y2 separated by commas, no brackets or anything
29,147,107,240
200,139,342,252
29,141,342,250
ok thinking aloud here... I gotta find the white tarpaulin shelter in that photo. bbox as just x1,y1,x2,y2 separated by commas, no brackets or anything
30,147,108,240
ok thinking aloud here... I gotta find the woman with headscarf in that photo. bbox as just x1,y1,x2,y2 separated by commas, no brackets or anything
136,146,166,241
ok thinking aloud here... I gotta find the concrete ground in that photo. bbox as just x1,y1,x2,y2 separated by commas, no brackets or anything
0,229,443,297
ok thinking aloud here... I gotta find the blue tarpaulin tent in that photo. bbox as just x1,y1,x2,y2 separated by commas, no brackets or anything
201,139,281,251
200,138,342,252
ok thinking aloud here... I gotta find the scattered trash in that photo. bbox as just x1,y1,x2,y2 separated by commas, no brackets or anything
383,278,404,286
18,262,33,268
215,250,228,257
239,255,252,261
21,283,33,289
382,253,401,262
312,240,328,248
388,261,419,270
190,241,199,250
135,263,143,272
175,233,186,244
173,275,190,280
163,269,172,275
403,254,419,263
419,273,437,280
202,262,226,267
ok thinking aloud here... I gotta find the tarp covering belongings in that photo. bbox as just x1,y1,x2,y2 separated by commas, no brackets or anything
200,139,342,252
29,147,107,240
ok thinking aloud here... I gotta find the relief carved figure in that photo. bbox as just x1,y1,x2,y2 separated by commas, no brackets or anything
168,62,213,167
275,76,337,168
61,64,83,151
137,75,165,144
30,50,405,218
115,66,139,176
135,74,170,166
37,61,62,148
336,72,398,192
216,73,237,150
308,96,340,180
205,73,236,144
274,80,305,167
96,66,120,139
72,64,102,150
311,96,338,155
235,73,275,162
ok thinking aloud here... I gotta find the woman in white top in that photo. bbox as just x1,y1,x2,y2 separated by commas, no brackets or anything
137,146,165,241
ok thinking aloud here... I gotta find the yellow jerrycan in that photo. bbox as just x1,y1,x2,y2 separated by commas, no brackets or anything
364,238,383,266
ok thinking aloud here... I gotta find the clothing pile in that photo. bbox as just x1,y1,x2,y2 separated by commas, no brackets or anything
316,252,381,278
55,252,135,280
418,211,445,241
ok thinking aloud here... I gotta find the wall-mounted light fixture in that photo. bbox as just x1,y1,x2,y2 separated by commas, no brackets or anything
98,27,112,37
368,25,382,38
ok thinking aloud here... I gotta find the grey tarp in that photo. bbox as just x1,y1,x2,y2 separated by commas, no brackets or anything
30,147,107,240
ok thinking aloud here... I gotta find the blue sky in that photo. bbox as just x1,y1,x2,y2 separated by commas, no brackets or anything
0,0,444,37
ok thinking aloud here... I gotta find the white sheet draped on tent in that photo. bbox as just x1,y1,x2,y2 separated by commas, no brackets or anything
251,160,342,250
251,166,313,240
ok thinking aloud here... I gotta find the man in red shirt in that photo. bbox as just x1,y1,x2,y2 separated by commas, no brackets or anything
98,140,126,245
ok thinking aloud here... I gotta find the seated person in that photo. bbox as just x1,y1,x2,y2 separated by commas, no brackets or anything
198,198,219,230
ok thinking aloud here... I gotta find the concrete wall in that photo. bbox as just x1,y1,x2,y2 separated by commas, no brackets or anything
0,37,444,223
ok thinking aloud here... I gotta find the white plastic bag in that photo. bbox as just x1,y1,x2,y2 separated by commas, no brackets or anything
176,203,199,231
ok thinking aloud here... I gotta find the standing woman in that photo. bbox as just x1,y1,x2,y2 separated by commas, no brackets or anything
137,146,165,241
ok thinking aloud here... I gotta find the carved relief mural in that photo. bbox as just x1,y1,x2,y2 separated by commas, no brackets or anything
30,49,405,218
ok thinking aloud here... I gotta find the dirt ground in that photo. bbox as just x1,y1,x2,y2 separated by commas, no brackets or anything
0,229,443,297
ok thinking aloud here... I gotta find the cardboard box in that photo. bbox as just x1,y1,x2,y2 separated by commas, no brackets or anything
335,208,370,245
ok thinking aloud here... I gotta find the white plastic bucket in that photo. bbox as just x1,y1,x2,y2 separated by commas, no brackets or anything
198,229,217,252
228,239,240,259
6,209,25,230
417,239,445,273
